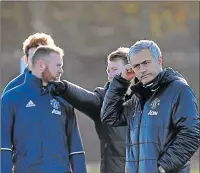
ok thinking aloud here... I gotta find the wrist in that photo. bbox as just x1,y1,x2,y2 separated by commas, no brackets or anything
60,80,68,92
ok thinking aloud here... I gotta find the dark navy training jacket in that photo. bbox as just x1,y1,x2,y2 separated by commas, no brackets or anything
1,72,86,173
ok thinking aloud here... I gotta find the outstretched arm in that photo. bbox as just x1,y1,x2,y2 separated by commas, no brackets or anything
50,80,104,120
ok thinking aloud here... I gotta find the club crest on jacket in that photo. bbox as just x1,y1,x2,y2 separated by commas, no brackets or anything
50,99,61,115
148,98,160,116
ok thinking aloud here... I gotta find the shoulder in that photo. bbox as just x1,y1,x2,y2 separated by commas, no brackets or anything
169,78,191,92
2,83,25,104
3,73,25,94
169,79,196,102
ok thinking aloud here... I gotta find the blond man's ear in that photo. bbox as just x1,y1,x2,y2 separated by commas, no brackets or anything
23,55,28,64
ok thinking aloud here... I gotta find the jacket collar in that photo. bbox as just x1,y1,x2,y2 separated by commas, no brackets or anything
23,67,30,74
104,82,110,90
130,67,186,101
24,72,49,95
143,67,187,91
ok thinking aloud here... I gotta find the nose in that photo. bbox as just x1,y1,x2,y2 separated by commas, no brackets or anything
139,64,147,74
60,67,64,75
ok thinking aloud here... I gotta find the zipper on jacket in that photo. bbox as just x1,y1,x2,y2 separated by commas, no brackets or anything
104,124,108,173
40,115,44,160
104,142,108,173
137,109,143,173
136,96,144,173
136,89,159,173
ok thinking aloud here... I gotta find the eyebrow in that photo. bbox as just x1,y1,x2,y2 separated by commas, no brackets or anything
133,60,150,66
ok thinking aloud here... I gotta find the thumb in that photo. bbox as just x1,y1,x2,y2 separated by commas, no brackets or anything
48,80,60,87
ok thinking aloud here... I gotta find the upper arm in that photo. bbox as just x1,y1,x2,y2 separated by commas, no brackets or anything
100,75,132,126
1,94,15,150
158,83,200,173
171,84,199,129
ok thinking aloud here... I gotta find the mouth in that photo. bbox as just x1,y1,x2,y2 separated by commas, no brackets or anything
53,75,61,81
141,74,150,79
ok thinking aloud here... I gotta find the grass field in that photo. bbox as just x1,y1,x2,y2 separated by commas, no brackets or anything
87,159,199,173
87,168,199,173
88,170,199,173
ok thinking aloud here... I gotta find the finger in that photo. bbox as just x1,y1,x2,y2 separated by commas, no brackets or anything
125,64,132,69
127,68,132,73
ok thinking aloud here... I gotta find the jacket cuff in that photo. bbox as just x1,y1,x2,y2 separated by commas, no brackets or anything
69,151,85,156
115,74,131,84
1,148,12,152
113,74,130,87
110,75,130,94
158,159,169,173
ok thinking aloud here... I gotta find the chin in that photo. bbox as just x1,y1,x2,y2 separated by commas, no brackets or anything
142,78,151,84
55,77,61,81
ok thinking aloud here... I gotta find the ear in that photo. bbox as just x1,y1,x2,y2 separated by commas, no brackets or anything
158,56,162,65
37,60,46,70
24,56,28,64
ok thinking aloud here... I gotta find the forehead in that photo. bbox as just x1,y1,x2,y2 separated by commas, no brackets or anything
130,49,154,65
107,59,125,68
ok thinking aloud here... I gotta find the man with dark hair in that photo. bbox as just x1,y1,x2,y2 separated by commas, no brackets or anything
49,47,129,173
1,46,87,173
101,40,200,173
3,32,55,94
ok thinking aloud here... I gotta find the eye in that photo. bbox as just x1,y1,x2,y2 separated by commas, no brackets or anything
133,64,140,69
143,60,151,66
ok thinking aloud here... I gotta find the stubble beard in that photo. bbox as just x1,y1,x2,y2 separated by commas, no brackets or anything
42,66,55,83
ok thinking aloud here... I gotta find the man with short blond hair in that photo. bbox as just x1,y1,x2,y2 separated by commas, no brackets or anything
1,45,87,173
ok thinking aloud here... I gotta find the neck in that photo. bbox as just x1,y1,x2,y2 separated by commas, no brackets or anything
31,70,47,86
42,81,48,86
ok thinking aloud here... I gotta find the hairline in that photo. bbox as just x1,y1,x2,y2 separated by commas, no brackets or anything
32,48,62,66
108,57,127,65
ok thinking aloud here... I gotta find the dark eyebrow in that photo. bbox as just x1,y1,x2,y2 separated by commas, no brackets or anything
133,60,150,67
141,60,148,64
133,63,139,67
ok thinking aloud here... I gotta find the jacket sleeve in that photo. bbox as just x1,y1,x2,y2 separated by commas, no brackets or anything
66,108,87,173
61,80,103,120
1,94,14,173
101,75,134,127
158,84,200,173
